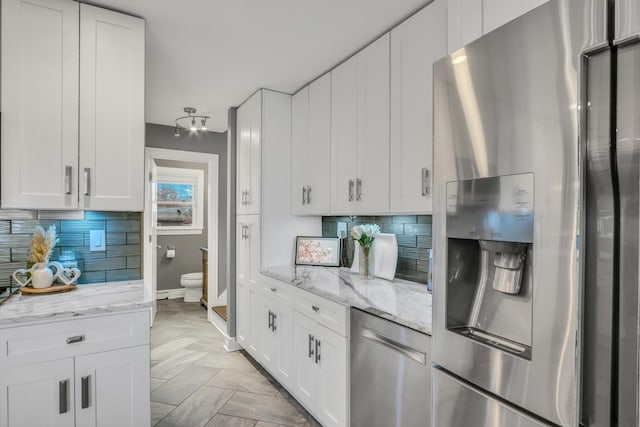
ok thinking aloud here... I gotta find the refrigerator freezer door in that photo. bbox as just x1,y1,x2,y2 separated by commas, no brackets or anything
616,40,640,427
432,0,607,425
432,368,551,427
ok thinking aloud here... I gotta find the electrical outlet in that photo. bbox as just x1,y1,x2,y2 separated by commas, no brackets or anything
89,230,106,251
337,222,348,239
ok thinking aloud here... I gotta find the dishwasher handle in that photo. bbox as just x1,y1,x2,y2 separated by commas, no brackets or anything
361,327,426,365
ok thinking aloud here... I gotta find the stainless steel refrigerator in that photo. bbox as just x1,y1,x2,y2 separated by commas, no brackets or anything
432,0,640,425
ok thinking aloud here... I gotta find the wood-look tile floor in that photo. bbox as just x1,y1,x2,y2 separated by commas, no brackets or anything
151,299,321,427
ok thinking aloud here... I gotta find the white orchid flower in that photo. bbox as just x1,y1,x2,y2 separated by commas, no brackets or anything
350,226,362,240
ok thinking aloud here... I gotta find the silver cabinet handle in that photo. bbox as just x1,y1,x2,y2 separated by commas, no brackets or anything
306,186,311,204
302,187,307,205
66,335,85,344
268,310,273,330
312,305,320,312
64,166,73,195
356,178,362,201
308,334,315,358
241,191,245,206
244,224,249,240
270,287,277,293
348,180,354,202
361,328,426,364
272,313,277,331
315,339,321,364
59,379,69,414
422,168,430,196
245,190,250,206
83,168,91,196
81,375,90,409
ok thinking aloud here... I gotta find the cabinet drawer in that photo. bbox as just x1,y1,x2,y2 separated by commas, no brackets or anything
259,276,292,304
0,310,149,366
294,290,348,337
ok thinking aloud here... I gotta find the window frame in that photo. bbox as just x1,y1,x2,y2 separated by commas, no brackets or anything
155,166,205,236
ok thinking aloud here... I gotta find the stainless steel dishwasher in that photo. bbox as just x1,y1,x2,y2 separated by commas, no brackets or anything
350,308,431,427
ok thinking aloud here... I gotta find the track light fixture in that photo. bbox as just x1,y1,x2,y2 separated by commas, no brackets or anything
174,107,210,137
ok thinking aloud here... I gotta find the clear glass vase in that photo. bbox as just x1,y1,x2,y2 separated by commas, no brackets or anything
358,243,375,279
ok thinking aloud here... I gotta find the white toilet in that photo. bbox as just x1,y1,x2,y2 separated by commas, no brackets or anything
180,272,203,303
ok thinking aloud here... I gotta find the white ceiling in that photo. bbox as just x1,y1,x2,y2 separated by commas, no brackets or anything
86,0,431,132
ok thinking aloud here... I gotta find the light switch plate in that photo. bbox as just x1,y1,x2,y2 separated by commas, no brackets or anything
337,222,348,239
89,230,106,251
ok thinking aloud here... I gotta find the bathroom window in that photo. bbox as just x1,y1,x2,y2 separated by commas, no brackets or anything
156,167,204,235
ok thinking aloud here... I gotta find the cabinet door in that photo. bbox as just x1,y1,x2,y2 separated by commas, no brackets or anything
79,5,145,211
236,280,251,349
274,298,294,389
482,0,549,34
315,324,348,427
292,311,318,412
390,0,446,214
237,104,251,215
75,345,150,427
446,0,482,53
236,219,251,284
247,215,262,286
1,358,75,427
291,87,310,215
307,74,332,215
1,0,79,209
356,34,390,214
330,56,358,215
247,92,262,214
258,294,277,372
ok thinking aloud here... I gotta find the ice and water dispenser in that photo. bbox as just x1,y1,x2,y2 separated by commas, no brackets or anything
445,173,534,358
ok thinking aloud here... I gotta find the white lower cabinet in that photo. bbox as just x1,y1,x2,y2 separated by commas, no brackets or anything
236,279,348,426
0,311,150,427
293,311,348,427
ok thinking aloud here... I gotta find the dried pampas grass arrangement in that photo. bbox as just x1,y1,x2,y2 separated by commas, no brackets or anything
27,225,59,263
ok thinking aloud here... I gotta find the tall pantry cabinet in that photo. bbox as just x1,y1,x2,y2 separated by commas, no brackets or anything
1,0,145,211
235,90,320,356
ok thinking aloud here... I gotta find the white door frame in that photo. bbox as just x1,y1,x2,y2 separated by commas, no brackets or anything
144,147,219,325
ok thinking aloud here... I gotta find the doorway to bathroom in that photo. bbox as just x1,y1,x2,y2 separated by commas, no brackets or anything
143,147,226,333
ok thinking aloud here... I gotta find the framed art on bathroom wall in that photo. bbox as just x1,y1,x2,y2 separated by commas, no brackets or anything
295,236,341,267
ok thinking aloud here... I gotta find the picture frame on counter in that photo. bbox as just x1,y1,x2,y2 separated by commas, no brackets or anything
295,236,341,267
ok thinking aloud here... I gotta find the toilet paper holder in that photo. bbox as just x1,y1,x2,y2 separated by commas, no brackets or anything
166,245,176,259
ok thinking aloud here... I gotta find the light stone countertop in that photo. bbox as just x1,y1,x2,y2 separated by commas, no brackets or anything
261,266,432,335
0,280,152,328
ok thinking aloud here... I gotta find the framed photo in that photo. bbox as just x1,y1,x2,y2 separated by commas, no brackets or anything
295,236,341,267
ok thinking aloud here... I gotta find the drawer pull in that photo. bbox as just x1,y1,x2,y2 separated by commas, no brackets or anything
312,305,320,312
66,335,85,344
59,379,69,414
308,334,315,358
315,339,321,364
270,287,277,293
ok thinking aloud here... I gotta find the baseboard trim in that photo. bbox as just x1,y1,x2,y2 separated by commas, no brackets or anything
224,337,243,352
156,288,185,300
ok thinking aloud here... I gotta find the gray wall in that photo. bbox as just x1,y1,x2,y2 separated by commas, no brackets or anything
146,124,227,295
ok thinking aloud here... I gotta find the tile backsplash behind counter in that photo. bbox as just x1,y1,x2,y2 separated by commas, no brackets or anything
0,211,141,291
322,215,432,283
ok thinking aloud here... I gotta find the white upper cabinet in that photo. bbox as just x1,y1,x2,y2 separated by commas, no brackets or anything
291,73,331,215
390,0,446,214
79,5,145,211
446,0,482,53
1,0,80,209
236,91,262,215
331,34,390,215
482,0,549,34
1,0,145,211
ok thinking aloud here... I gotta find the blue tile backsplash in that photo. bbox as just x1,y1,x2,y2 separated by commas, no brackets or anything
322,215,432,283
0,211,141,294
